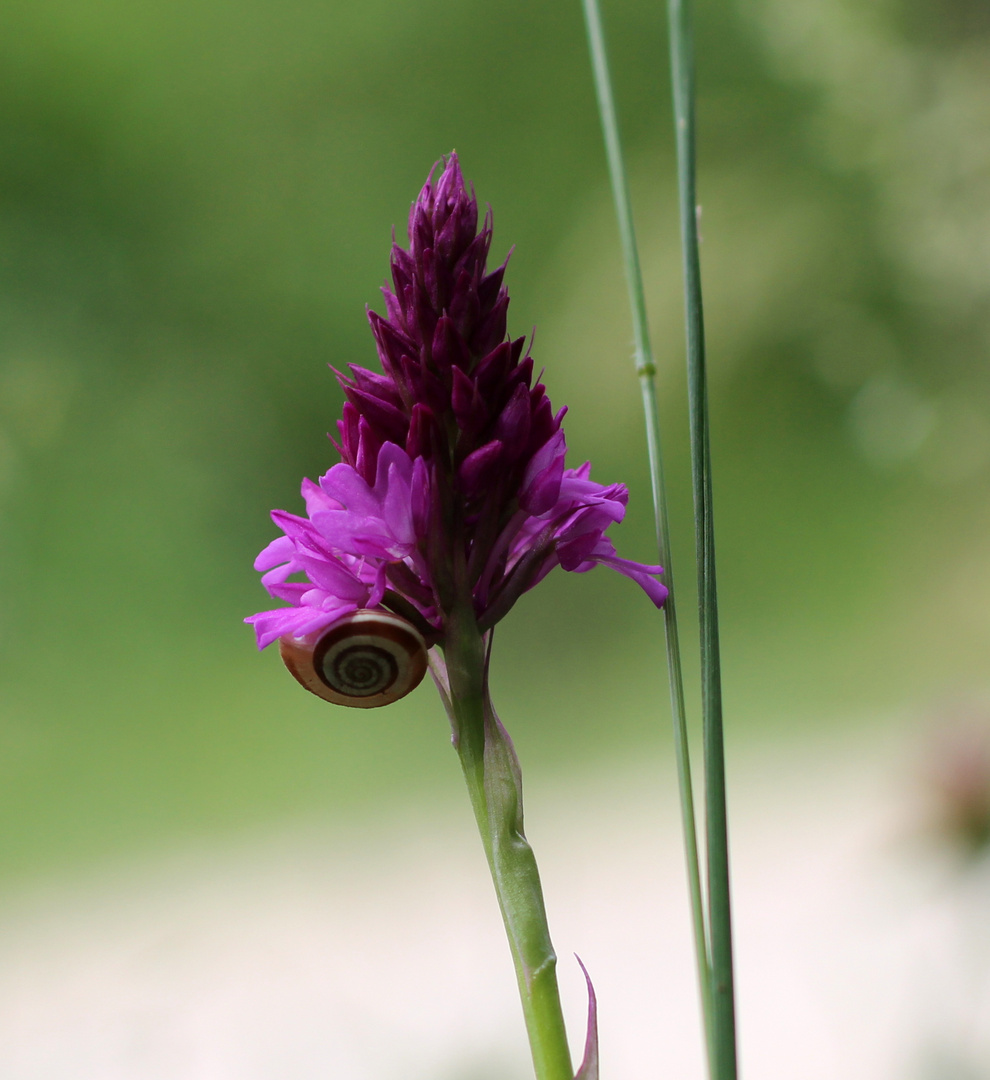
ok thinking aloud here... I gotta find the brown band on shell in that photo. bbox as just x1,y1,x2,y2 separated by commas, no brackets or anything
278,610,428,709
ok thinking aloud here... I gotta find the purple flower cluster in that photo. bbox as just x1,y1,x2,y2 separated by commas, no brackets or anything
247,155,666,651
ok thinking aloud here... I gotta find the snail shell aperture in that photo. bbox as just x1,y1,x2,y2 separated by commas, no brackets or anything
279,610,429,708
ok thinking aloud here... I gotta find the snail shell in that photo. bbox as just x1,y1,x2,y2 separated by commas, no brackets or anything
279,610,428,708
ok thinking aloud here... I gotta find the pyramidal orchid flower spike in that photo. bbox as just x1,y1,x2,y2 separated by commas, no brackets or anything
247,154,666,657
247,154,666,1080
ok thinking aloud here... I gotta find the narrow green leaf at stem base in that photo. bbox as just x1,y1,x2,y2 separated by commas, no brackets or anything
573,957,600,1080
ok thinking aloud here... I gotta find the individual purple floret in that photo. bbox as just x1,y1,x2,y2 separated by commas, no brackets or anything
247,154,666,651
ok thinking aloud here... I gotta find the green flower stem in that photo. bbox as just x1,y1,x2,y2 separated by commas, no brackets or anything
579,0,714,1065
665,0,737,1075
441,602,574,1080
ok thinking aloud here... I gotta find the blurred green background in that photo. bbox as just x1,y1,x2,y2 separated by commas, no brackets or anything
0,0,988,888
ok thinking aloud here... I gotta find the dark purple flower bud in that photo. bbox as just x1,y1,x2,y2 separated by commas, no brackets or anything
474,340,520,399
520,431,566,515
431,314,470,372
478,259,508,309
406,402,439,460
494,383,532,457
469,291,508,358
451,367,488,437
459,440,505,495
341,385,408,446
367,312,415,378
247,154,666,652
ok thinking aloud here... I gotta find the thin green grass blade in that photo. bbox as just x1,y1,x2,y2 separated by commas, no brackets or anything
579,0,713,1061
665,0,737,1076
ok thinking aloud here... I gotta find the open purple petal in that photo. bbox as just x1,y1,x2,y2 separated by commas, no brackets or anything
245,602,357,651
254,534,295,573
318,463,379,516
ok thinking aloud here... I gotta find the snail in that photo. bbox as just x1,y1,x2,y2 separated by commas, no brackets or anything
279,609,429,708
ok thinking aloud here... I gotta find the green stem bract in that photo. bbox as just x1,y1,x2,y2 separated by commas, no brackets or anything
579,0,714,1064
665,0,737,1076
442,603,573,1080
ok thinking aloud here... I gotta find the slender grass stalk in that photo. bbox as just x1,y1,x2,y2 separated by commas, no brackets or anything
579,0,713,1063
666,0,738,1076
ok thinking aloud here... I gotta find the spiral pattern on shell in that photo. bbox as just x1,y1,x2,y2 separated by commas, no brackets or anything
278,610,428,708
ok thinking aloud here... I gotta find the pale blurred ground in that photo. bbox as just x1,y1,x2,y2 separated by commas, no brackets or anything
1,720,985,1080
